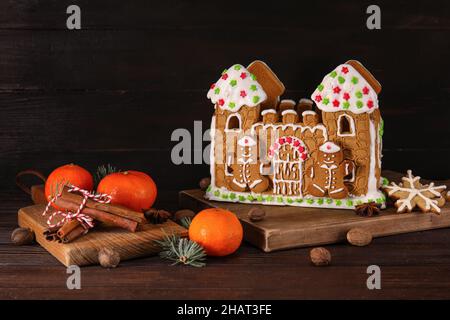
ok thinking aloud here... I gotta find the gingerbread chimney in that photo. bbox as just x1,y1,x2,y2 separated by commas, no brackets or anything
281,109,298,124
302,110,319,126
261,109,278,124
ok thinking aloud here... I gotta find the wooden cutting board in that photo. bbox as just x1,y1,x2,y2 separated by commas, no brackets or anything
179,188,450,252
18,187,187,267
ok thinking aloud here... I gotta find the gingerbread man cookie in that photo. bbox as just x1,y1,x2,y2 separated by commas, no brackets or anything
306,142,354,199
228,135,269,193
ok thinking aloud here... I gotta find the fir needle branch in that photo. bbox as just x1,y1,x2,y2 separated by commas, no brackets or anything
94,164,120,186
179,216,192,229
154,232,207,267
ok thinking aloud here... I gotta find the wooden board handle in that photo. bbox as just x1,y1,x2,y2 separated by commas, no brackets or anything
16,170,47,195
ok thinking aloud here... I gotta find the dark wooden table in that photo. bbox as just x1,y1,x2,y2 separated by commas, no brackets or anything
2,185,450,300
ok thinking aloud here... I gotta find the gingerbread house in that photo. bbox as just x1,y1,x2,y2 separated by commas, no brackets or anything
205,60,386,209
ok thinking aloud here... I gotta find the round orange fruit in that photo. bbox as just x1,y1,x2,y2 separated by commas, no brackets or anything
189,208,243,256
97,170,157,212
44,163,94,209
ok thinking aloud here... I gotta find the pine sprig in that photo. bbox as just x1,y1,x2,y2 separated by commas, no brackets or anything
179,216,192,229
154,233,206,268
94,164,120,185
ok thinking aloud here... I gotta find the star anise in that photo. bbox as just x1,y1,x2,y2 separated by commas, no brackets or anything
144,208,172,224
354,202,381,217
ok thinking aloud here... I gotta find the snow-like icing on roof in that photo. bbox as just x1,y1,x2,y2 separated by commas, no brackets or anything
319,142,341,153
207,64,267,112
311,63,378,114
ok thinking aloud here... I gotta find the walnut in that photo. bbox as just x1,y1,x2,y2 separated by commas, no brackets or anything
98,247,120,268
310,247,331,266
11,227,35,245
347,228,372,246
199,177,211,191
174,209,196,222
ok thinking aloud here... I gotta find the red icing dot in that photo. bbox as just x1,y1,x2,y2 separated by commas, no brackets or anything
298,146,305,153
333,86,341,94
332,99,340,107
362,86,370,95
279,138,286,144
240,72,247,79
341,66,349,74
240,90,247,97
343,92,350,101
210,83,215,89
327,144,331,150
218,99,225,106
244,138,248,144
301,153,307,160
221,73,228,80
286,137,292,144
314,95,322,102
293,140,300,147
367,100,374,108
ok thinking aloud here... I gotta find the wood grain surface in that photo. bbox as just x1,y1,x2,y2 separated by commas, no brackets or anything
1,0,450,299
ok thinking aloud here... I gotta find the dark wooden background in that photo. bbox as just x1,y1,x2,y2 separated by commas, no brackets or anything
1,0,449,199
1,0,450,300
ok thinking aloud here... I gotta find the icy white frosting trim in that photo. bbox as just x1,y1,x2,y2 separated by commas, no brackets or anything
237,136,256,147
301,110,317,116
207,64,267,112
261,108,277,115
311,63,378,114
280,99,296,105
281,109,297,116
319,142,341,153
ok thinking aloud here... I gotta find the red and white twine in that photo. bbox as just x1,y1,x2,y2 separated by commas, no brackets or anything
42,184,112,230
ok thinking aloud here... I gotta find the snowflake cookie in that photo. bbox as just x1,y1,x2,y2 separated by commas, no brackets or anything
383,170,447,214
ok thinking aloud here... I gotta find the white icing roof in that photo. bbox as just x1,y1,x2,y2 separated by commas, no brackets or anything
319,142,341,153
207,64,267,112
311,63,378,114
281,109,297,115
261,109,277,115
302,110,317,116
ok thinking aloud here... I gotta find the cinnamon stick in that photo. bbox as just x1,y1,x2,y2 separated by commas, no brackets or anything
57,219,82,238
54,197,138,232
61,188,146,224
43,226,60,242
61,224,86,243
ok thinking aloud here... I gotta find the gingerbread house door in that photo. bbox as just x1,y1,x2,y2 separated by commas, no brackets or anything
269,137,308,196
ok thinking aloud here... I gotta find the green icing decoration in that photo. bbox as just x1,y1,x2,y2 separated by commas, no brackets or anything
277,197,283,203
233,65,241,70
247,195,254,201
382,177,389,186
229,193,236,200
330,71,337,78
356,100,363,108
338,76,345,84
287,198,293,204
253,96,260,103
379,118,384,137
214,87,220,94
296,198,303,203
317,84,324,92
351,76,359,84
355,91,363,98
317,198,324,205
356,200,363,205
221,69,228,75
221,194,229,199
230,79,237,87
343,101,350,109
335,200,342,206
346,200,353,207
251,73,257,81
206,185,212,192
307,199,314,205
250,84,257,91
214,190,220,197
229,102,236,109
323,98,330,105
376,198,383,204
239,195,246,201
326,198,333,204
266,196,273,202
256,195,263,202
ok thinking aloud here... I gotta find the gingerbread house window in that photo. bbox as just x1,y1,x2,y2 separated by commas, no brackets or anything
225,114,241,131
337,114,355,137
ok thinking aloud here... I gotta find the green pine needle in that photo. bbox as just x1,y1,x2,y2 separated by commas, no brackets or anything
154,233,206,268
95,164,120,186
179,216,192,229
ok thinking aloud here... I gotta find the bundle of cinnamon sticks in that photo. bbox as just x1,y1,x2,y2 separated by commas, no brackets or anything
43,187,147,243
